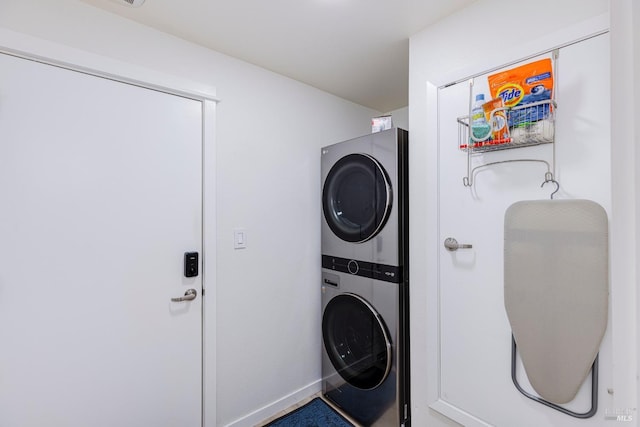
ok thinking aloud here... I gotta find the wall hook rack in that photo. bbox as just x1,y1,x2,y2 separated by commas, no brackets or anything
458,50,558,188
462,159,553,187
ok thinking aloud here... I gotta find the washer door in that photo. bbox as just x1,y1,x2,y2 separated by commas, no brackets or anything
322,153,392,243
322,293,392,390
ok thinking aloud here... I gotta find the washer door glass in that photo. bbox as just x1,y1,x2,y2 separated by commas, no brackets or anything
322,293,392,390
322,153,392,243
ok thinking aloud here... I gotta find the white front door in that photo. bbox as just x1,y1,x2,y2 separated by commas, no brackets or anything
436,34,612,426
0,52,203,426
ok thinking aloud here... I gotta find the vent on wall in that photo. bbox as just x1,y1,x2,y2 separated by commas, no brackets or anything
111,0,145,7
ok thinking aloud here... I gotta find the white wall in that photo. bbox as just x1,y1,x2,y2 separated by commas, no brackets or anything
635,1,640,419
407,0,636,426
386,106,409,131
0,2,380,426
610,0,639,422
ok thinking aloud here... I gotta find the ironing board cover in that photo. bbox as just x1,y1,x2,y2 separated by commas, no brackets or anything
504,199,608,404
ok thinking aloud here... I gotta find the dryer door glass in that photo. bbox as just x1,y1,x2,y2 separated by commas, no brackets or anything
322,293,392,389
322,153,392,243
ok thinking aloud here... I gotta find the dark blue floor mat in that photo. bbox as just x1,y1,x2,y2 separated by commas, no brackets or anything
264,397,354,427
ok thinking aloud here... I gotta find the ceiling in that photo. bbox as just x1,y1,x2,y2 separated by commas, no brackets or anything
81,0,477,112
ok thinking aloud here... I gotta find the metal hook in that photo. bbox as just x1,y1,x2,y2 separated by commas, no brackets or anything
541,174,560,199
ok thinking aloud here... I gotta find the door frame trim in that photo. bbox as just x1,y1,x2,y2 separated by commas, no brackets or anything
0,28,219,103
0,27,218,427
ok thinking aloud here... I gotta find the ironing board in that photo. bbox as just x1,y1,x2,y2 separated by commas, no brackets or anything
504,199,608,417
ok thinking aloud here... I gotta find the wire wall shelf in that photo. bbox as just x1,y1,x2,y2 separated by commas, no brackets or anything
458,99,556,153
456,50,560,187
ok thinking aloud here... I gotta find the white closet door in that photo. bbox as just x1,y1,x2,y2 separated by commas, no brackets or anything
0,53,203,427
436,34,611,426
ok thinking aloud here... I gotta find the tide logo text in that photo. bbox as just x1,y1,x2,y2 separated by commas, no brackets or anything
497,84,524,107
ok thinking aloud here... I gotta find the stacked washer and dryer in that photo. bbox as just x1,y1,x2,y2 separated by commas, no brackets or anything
320,128,410,426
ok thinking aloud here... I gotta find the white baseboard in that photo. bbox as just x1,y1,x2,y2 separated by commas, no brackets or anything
224,380,322,427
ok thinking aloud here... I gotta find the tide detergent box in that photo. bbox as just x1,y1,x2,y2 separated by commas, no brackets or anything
488,58,554,127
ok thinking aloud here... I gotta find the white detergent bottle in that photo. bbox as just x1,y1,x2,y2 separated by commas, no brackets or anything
470,93,490,142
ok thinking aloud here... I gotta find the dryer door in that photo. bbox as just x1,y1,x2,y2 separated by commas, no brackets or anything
322,293,392,390
322,153,392,243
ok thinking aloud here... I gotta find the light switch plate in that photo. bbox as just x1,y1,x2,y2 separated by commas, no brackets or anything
234,228,247,249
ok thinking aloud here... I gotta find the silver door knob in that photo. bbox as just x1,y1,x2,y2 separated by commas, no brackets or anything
444,237,472,251
171,288,197,302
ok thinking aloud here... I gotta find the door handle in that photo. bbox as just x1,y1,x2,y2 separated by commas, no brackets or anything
171,288,197,302
444,237,472,251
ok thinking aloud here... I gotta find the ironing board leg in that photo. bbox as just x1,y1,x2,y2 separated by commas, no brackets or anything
510,334,598,418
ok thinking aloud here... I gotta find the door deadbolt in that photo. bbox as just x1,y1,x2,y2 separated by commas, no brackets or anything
184,252,199,277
